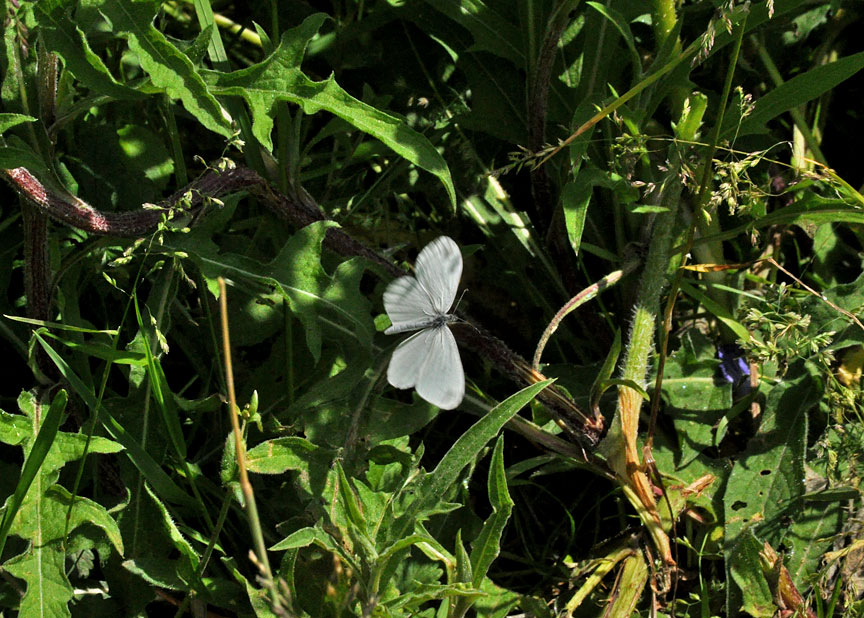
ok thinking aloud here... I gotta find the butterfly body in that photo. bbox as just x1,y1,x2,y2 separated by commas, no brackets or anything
383,236,465,409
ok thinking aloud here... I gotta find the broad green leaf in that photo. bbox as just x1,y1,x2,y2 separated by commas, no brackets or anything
206,14,456,207
726,50,864,138
563,168,640,254
728,530,775,618
390,380,553,541
561,181,589,255
469,435,513,587
0,392,123,476
245,437,334,509
724,360,823,604
0,390,124,618
171,221,373,362
35,0,144,99
0,112,35,134
269,522,353,568
4,537,72,618
783,498,842,589
0,145,50,171
246,436,326,475
6,487,125,617
96,0,232,137
661,333,731,467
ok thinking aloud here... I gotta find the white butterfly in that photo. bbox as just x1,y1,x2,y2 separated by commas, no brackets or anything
384,236,465,409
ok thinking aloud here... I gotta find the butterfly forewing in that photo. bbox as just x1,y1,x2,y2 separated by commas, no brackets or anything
414,236,462,315
383,275,437,334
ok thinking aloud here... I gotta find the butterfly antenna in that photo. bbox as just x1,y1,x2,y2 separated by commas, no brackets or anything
454,288,468,313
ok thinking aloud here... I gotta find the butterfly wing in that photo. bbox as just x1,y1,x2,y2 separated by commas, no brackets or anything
414,236,462,314
387,325,464,410
383,275,437,334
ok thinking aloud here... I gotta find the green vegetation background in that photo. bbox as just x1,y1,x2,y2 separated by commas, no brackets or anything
0,0,863,616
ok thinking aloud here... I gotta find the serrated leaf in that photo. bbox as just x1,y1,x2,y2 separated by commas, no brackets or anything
171,221,373,362
35,0,143,100
4,539,72,618
95,0,232,137
35,334,195,506
206,14,456,207
5,483,124,618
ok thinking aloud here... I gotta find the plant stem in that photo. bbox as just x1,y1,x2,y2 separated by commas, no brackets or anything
601,170,684,567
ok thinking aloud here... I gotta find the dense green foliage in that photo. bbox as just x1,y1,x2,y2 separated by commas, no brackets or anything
1,0,863,616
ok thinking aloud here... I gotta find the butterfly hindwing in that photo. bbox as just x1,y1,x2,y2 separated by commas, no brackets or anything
414,325,464,410
387,325,464,410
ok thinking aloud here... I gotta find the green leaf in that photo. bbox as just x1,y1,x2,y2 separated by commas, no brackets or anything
35,333,195,506
661,333,731,467
726,50,864,138
96,0,232,137
0,145,50,171
783,498,842,589
563,167,640,254
206,14,456,207
390,379,553,541
269,523,350,561
689,194,864,251
419,0,524,65
171,221,373,362
728,530,775,618
35,0,144,100
4,537,72,618
0,112,35,134
724,361,824,608
7,486,125,615
469,435,513,587
0,389,67,557
0,386,125,618
561,181,589,255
